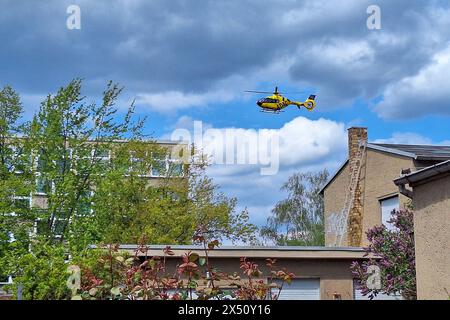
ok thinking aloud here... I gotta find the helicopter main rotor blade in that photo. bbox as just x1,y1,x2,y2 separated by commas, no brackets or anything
281,91,308,94
245,90,309,94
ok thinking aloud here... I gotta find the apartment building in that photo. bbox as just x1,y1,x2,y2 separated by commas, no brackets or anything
0,139,189,294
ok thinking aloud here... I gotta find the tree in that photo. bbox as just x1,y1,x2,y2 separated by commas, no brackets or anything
351,209,416,300
0,79,256,298
260,170,329,246
71,236,295,300
0,85,32,283
93,153,257,245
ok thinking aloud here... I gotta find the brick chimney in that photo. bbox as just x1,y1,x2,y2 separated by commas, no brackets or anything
347,127,367,247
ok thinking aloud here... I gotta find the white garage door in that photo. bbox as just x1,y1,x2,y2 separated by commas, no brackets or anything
274,278,320,300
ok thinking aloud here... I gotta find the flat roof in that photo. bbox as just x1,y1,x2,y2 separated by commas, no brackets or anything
90,245,368,259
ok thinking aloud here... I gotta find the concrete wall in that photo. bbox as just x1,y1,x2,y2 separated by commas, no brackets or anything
413,176,450,300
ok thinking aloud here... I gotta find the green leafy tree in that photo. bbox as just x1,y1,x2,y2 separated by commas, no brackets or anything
23,79,145,251
0,79,256,299
93,153,256,245
260,170,329,246
0,86,33,283
351,209,416,300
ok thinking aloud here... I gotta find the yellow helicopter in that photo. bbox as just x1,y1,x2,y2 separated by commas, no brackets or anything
245,87,317,113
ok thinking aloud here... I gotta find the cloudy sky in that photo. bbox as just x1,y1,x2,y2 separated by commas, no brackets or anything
2,0,450,228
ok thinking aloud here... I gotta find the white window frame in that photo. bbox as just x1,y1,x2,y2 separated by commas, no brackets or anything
129,151,151,177
167,158,185,178
34,173,56,195
5,145,28,174
91,148,110,164
151,153,169,178
74,189,94,217
379,195,399,231
34,216,66,240
7,195,32,242
0,275,13,286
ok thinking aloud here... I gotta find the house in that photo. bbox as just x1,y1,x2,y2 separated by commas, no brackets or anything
394,160,450,300
320,127,450,247
113,245,375,300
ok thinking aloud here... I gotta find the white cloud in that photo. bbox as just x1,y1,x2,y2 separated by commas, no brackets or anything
373,132,433,145
375,43,450,119
164,116,348,226
135,89,234,113
189,117,347,173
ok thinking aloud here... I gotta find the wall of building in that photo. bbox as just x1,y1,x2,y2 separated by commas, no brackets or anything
161,257,358,300
413,176,450,300
324,149,414,247
361,149,413,246
324,164,349,246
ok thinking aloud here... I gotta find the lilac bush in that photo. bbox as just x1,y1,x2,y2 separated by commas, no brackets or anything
351,209,416,300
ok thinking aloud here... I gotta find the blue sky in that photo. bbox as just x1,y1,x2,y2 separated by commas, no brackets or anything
2,0,450,228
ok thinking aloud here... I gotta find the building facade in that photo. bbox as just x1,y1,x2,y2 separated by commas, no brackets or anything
321,127,450,247
394,160,450,300
0,139,189,295
115,245,375,300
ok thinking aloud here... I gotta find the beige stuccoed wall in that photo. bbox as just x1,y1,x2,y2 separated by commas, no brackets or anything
324,150,414,247
361,149,414,246
324,164,350,246
413,176,450,300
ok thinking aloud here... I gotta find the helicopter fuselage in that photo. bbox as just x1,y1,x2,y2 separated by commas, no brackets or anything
257,93,315,112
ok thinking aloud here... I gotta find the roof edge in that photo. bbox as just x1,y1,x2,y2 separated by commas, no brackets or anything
318,159,349,195
101,245,365,252
320,143,420,194
368,143,417,159
394,159,450,186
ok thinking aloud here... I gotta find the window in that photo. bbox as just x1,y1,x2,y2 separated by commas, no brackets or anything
36,219,51,235
151,154,167,177
53,220,66,236
36,152,48,172
35,216,66,239
4,145,27,173
380,196,399,231
13,196,31,211
0,275,12,285
76,190,93,216
168,160,184,177
36,175,52,194
129,152,147,174
92,149,110,170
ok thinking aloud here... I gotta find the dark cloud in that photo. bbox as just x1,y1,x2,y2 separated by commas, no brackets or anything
1,0,450,118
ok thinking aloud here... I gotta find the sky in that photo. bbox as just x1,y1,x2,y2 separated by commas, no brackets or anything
1,0,450,228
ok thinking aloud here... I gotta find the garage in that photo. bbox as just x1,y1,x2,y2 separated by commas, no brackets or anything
274,278,320,300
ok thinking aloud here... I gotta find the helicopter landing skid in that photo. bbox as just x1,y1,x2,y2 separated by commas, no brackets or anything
260,109,283,114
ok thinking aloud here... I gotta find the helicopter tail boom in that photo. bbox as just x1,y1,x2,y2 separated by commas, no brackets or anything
291,97,316,111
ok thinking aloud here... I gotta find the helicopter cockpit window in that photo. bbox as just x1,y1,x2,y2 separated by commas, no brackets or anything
258,98,278,104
